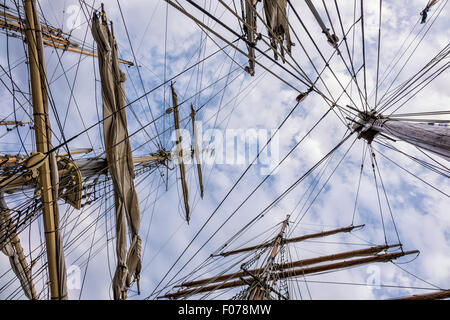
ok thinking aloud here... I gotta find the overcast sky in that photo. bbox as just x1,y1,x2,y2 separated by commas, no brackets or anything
0,0,449,300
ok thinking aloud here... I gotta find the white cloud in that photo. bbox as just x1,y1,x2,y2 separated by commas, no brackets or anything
0,0,448,300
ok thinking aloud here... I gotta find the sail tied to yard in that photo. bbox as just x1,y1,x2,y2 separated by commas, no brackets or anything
420,0,440,23
354,117,450,161
263,0,292,61
243,0,259,76
91,8,141,300
0,193,37,299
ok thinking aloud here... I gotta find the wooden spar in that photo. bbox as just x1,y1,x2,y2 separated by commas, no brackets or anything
217,224,365,257
243,0,258,76
1,150,167,209
248,215,290,300
0,153,167,192
0,149,90,166
161,250,419,299
177,243,400,289
1,150,170,209
0,121,32,126
0,155,25,165
23,0,66,299
393,289,450,300
0,10,71,37
0,11,133,66
284,224,365,244
373,120,450,160
170,83,190,223
304,0,339,47
56,148,93,158
133,155,167,163
190,104,204,198
357,118,450,160
276,250,419,280
42,40,134,66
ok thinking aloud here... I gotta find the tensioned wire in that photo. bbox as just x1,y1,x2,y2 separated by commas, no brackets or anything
1,0,448,300
0,42,268,298
148,128,354,298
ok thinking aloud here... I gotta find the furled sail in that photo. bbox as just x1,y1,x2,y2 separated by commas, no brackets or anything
170,83,190,223
263,0,292,61
426,0,439,8
365,120,450,161
91,9,141,300
190,104,204,199
0,193,37,299
420,0,440,23
243,0,258,75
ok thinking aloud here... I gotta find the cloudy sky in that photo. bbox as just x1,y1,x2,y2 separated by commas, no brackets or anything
0,0,449,300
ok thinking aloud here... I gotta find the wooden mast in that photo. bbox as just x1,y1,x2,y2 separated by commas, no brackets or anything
393,289,450,300
160,250,419,299
0,10,133,65
160,217,421,300
190,104,204,198
177,244,401,288
246,215,290,300
370,120,450,160
170,83,190,223
242,0,258,76
354,114,450,160
23,0,66,299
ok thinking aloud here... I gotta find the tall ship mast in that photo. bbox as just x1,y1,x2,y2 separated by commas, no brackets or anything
0,0,449,300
